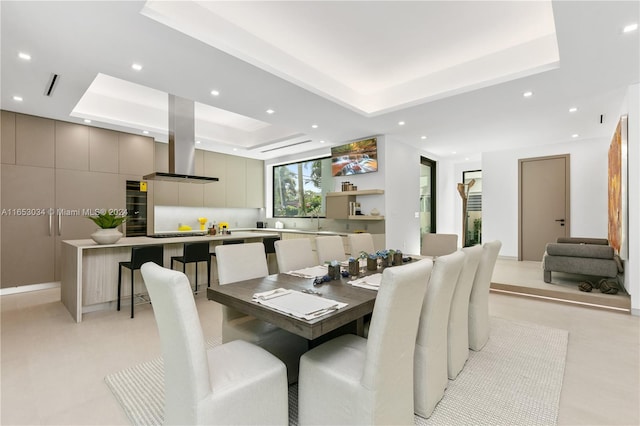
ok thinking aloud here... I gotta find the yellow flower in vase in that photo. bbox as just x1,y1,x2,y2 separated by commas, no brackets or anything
197,217,207,231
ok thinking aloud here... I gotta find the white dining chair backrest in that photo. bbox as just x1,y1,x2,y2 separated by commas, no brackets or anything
447,245,483,379
468,240,502,351
141,262,289,425
298,259,433,425
348,233,376,257
315,235,348,264
421,233,458,257
215,242,268,285
414,250,465,418
274,238,317,273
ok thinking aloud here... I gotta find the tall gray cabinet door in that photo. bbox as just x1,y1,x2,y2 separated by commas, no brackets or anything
1,164,55,288
203,151,226,207
15,113,55,167
55,169,122,280
225,155,246,208
246,158,264,208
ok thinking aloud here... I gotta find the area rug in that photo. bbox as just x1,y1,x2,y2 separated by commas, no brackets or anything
105,317,568,426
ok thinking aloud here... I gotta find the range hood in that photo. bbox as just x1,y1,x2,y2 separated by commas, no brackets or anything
143,95,218,184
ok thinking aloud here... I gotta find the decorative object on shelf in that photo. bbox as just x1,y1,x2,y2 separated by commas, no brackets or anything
198,217,207,231
370,208,380,216
218,221,229,234
208,222,217,236
87,211,127,245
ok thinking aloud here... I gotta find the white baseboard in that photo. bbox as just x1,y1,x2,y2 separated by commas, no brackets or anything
0,282,61,296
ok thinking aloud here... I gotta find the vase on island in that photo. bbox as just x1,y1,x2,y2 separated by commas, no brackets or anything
90,228,123,245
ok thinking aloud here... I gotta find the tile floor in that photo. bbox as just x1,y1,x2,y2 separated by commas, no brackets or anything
1,273,638,425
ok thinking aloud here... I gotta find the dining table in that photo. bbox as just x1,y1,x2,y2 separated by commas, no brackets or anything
206,269,379,341
206,258,422,342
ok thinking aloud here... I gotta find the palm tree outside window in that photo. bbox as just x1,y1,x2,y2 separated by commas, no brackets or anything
273,157,332,217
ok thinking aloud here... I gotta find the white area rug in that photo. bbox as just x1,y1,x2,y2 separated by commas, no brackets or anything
105,317,568,425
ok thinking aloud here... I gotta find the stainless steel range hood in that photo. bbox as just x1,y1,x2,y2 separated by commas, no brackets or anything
143,95,218,184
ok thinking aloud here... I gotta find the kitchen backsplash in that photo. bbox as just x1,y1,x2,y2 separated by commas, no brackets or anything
154,206,262,233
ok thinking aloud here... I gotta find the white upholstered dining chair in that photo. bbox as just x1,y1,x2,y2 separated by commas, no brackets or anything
447,244,483,379
140,262,288,425
215,242,308,383
414,250,465,418
348,232,376,257
298,259,433,425
468,240,502,351
421,233,458,257
274,238,318,273
315,235,348,264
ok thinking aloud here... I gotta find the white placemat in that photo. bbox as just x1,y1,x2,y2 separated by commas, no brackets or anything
286,265,328,278
253,289,347,320
348,273,383,290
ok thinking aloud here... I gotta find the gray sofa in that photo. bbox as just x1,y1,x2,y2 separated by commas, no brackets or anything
542,237,623,283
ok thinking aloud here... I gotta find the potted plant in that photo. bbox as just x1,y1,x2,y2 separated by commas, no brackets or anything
87,211,127,244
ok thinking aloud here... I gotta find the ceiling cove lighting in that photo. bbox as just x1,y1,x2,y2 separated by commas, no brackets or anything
623,23,638,33
523,91,534,98
131,63,143,71
18,52,31,60
569,107,578,113
266,109,275,114
13,95,23,102
210,90,220,96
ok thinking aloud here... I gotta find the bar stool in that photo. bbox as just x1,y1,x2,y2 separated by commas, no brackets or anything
263,237,280,275
118,245,164,318
210,239,244,284
171,241,211,293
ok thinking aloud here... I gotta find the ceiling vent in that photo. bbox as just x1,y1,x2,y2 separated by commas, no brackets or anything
260,139,313,153
44,73,59,96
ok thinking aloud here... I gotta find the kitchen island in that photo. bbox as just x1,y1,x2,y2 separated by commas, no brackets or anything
61,231,279,322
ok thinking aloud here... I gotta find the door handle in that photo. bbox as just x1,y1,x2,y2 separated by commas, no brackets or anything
49,214,52,236
58,214,62,236
555,219,565,226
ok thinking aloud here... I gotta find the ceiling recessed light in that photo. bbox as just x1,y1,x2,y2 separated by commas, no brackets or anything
131,63,143,71
571,134,579,138
465,157,470,161
13,95,23,102
311,124,318,129
421,135,427,140
83,119,91,124
398,121,405,126
210,90,220,96
523,91,533,98
195,140,201,144
623,23,638,33
452,151,457,154
569,107,578,113
319,140,326,144
266,109,275,114
18,52,31,60
233,148,238,151
142,130,149,134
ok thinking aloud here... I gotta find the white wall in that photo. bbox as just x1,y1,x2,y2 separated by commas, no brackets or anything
625,83,639,314
482,138,609,258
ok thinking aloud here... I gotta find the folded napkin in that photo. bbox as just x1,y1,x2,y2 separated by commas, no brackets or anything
286,265,328,278
348,273,383,291
252,288,292,301
253,290,347,320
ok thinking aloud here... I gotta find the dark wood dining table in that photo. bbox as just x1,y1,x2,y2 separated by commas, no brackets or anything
206,271,379,340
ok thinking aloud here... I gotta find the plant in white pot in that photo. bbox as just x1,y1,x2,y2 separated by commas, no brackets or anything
87,211,127,244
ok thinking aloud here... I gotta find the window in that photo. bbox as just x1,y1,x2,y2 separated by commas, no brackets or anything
273,157,332,217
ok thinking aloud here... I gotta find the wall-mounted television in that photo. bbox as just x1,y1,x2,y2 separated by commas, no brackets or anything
330,137,378,176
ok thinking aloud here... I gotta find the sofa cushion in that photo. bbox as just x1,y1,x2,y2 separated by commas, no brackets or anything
556,237,608,245
545,243,614,259
543,255,619,278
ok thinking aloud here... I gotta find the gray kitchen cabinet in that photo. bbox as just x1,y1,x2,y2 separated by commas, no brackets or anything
179,182,204,207
246,158,264,208
1,164,56,287
153,180,179,206
118,133,154,176
54,169,122,280
225,155,246,208
203,151,226,207
15,113,55,168
55,121,89,171
89,127,119,173
1,110,16,164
